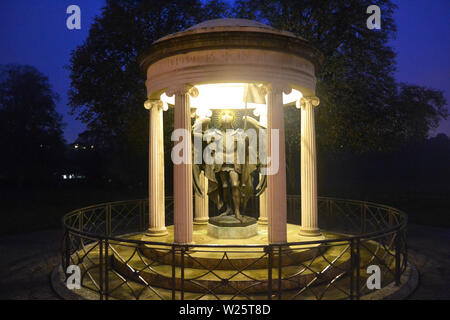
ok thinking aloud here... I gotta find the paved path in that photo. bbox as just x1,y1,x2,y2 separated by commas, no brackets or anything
0,229,61,299
407,224,450,299
0,225,449,299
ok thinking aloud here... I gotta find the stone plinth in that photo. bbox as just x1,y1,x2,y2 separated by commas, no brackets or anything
207,215,258,239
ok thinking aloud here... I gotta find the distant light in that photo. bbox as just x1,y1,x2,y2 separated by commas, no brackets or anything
74,144,79,149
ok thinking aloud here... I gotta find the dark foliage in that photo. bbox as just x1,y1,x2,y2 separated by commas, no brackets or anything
68,0,448,188
0,64,65,186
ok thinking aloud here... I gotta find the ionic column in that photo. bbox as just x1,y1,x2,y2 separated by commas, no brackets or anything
167,85,198,244
298,96,321,237
194,172,209,224
144,99,167,236
262,84,290,244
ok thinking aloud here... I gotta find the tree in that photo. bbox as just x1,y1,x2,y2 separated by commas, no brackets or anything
0,64,65,186
389,84,448,143
69,0,230,185
233,0,447,152
69,0,448,188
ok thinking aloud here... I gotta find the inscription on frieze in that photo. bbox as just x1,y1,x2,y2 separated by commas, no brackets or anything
151,49,314,75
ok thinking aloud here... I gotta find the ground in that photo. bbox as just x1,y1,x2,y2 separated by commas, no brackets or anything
0,224,449,300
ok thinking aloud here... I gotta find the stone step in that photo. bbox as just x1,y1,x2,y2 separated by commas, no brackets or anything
111,243,351,294
140,244,326,270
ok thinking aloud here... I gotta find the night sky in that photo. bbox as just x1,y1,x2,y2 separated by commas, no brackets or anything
0,0,449,143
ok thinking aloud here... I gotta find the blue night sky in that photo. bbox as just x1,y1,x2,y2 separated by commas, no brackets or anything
0,0,449,143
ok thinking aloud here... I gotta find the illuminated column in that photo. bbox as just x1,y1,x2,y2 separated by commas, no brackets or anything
299,96,321,237
254,107,268,225
144,99,167,236
264,84,289,244
194,172,209,225
167,85,198,244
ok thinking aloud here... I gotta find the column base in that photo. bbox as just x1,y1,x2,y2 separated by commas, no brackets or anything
194,217,209,225
258,217,268,225
299,227,322,237
146,227,168,236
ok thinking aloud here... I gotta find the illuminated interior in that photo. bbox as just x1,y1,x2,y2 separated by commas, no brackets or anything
160,83,303,117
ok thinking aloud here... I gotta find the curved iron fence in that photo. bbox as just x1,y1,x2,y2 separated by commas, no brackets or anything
61,196,407,300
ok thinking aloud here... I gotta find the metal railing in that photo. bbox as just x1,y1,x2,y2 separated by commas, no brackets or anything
61,196,407,300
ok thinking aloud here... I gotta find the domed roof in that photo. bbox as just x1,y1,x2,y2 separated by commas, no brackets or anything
154,18,303,43
140,18,323,74
187,18,273,30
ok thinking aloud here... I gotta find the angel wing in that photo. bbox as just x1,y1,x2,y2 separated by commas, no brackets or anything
241,116,268,197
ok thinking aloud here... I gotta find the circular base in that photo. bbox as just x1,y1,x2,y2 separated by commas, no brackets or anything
51,261,419,300
299,227,322,237
207,215,258,239
209,215,257,227
258,217,268,225
146,227,168,236
193,217,209,225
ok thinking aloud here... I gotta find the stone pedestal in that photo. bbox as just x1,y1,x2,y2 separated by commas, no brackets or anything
207,216,258,239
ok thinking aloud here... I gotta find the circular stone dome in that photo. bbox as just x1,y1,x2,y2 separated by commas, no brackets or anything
139,18,324,97
188,18,275,30
154,18,303,43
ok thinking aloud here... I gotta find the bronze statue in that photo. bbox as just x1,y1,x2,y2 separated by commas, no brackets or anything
193,110,267,222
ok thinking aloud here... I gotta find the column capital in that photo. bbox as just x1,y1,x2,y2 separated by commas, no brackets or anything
258,83,292,97
297,96,320,109
165,84,199,98
144,99,164,110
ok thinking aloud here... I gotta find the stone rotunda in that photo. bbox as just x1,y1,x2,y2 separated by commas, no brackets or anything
57,18,411,301
140,18,324,244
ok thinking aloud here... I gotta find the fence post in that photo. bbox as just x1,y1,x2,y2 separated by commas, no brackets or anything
63,230,70,270
349,238,354,300
267,245,273,300
277,245,282,300
79,210,83,232
172,245,176,300
106,204,111,236
99,239,104,300
104,238,109,300
355,238,361,299
350,238,361,300
395,231,401,286
361,204,366,234
180,246,185,300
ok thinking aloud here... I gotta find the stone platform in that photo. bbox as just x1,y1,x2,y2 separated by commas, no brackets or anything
207,215,257,239
48,224,434,300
